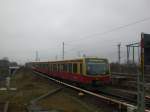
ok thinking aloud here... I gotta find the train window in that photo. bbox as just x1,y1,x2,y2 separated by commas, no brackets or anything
53,64,55,72
46,63,48,68
73,63,77,73
60,64,62,71
54,64,57,72
56,64,58,72
59,64,61,71
59,64,61,72
51,64,53,72
68,63,72,73
56,64,58,71
60,64,63,71
52,64,54,72
64,64,67,72
49,64,51,72
80,64,83,74
55,64,56,72
62,64,64,71
57,64,60,72
57,64,58,72
45,64,47,68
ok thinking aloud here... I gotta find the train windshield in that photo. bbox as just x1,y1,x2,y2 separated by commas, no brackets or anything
86,59,109,75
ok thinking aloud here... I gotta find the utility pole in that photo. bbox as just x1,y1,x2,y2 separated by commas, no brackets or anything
118,43,121,64
55,55,58,60
126,45,130,64
138,46,140,63
62,42,64,60
77,51,81,58
36,51,39,62
133,46,135,64
117,43,121,72
137,33,145,112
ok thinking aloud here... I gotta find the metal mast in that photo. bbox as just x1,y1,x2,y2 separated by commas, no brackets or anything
36,51,39,62
137,33,145,112
118,43,121,64
62,42,64,60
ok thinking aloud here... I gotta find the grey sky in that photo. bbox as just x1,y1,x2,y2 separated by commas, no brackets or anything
0,0,150,64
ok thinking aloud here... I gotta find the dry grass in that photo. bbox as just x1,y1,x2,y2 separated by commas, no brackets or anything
0,68,104,112
0,68,55,111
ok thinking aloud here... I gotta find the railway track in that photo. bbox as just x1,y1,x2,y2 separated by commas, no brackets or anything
0,102,9,112
111,72,150,82
111,72,150,92
96,87,150,108
33,71,150,112
0,103,5,112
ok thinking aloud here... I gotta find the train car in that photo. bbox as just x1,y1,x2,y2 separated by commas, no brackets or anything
31,57,111,86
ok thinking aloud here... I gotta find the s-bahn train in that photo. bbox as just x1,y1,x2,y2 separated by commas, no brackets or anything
27,57,111,86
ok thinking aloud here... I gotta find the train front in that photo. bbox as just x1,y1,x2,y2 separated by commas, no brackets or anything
85,58,111,85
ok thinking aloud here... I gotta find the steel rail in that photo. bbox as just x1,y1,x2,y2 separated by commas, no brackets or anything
33,71,150,112
3,101,9,112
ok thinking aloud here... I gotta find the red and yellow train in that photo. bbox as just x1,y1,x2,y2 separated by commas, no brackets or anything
27,57,111,86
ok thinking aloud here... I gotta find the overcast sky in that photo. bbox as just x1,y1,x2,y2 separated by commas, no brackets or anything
0,0,150,64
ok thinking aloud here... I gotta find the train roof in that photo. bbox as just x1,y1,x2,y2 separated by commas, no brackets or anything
31,57,108,64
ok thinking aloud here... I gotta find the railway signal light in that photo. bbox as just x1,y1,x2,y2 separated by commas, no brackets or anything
143,33,150,66
137,33,150,112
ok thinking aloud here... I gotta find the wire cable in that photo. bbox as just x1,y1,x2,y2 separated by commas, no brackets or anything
66,17,150,44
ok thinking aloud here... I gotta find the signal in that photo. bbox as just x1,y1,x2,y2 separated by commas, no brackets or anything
143,33,150,66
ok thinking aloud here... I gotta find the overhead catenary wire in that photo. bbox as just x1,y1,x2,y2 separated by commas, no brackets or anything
66,17,150,44
56,17,150,60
